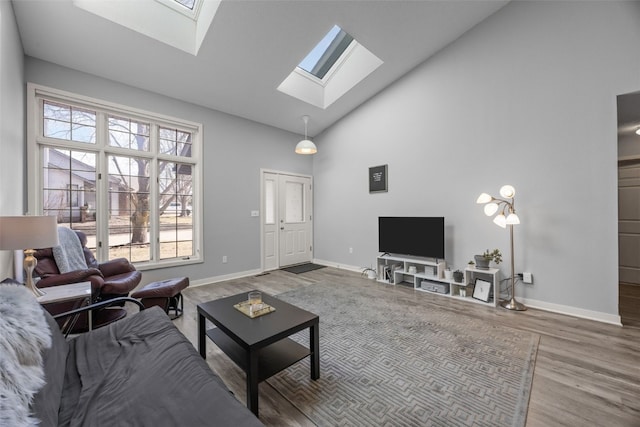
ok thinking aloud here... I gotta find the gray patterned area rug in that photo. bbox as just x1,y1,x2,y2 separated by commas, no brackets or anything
267,281,539,427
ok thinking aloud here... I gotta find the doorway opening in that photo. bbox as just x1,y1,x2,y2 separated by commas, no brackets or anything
261,170,313,271
617,91,640,327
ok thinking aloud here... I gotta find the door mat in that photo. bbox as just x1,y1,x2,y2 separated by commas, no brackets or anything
281,263,326,274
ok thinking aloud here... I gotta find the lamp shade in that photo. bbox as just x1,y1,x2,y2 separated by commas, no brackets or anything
499,185,515,198
0,216,59,250
506,212,520,225
295,139,317,154
483,203,499,216
493,214,507,228
476,193,492,204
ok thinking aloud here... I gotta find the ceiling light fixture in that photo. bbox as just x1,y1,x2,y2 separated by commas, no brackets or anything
636,127,640,135
295,115,317,155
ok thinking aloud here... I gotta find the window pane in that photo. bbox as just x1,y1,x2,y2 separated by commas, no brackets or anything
285,182,304,223
43,101,96,143
265,179,275,224
44,101,71,121
107,155,151,262
174,0,195,10
298,25,354,79
159,126,192,157
42,147,97,228
108,115,150,151
158,160,193,260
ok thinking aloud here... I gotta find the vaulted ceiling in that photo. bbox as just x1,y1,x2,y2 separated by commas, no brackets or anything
12,0,509,136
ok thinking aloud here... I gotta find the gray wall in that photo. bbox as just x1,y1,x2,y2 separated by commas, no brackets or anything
0,1,25,278
24,58,313,285
313,1,640,320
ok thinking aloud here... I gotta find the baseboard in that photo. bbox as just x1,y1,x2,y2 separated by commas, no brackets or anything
313,259,363,274
189,268,262,288
520,297,622,326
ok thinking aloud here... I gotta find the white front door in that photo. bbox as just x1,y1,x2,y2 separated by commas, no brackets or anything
261,171,313,270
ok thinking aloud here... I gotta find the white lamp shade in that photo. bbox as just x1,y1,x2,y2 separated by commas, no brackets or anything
483,203,499,216
636,127,640,135
499,185,515,198
295,139,317,155
476,193,492,204
0,216,59,249
506,212,520,225
493,214,507,228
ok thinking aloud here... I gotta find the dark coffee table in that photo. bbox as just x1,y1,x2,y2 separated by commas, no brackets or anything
198,291,319,416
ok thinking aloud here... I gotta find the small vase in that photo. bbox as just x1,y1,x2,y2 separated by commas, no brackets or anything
453,271,464,283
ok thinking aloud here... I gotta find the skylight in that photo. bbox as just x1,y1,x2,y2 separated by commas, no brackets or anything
278,25,383,109
73,0,219,56
173,0,196,10
298,25,354,80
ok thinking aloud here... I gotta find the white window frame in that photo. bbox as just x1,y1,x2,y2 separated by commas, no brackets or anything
26,83,203,270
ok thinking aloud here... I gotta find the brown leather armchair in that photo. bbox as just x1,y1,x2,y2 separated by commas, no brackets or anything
33,230,141,331
34,231,141,299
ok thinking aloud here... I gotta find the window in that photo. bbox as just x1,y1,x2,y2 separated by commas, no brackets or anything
297,25,354,80
74,0,218,55
43,101,96,143
278,25,383,109
173,0,196,10
29,84,202,269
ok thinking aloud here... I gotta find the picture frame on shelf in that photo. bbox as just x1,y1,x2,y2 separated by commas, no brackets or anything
472,278,492,302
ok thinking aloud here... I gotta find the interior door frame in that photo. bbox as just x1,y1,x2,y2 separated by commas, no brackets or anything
260,169,313,272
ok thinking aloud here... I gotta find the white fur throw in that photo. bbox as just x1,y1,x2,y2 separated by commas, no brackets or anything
0,284,52,426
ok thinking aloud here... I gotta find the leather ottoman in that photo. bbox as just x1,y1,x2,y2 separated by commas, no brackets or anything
131,277,189,319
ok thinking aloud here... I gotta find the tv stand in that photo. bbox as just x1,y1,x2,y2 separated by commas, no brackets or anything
376,254,500,307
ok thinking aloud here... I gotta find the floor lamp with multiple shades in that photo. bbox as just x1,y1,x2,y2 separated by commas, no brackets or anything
476,185,527,311
0,215,59,297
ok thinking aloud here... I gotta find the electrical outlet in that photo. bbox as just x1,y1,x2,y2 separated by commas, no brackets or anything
222,256,228,263
349,247,353,254
523,272,533,283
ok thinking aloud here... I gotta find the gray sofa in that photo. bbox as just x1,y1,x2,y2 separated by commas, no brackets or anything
33,306,264,426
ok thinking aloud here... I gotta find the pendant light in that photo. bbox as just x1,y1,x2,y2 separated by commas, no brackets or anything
295,115,317,155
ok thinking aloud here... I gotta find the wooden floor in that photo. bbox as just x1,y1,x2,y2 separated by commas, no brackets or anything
174,268,640,427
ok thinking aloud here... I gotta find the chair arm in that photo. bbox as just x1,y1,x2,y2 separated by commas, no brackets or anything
37,268,103,288
52,297,145,321
98,258,136,277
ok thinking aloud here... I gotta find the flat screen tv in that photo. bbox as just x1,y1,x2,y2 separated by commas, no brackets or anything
378,217,445,259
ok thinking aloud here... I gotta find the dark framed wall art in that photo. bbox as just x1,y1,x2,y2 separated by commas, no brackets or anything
369,164,388,193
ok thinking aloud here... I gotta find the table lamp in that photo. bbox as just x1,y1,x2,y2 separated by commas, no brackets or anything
0,215,59,297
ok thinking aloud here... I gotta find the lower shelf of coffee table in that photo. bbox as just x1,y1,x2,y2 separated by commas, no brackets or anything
206,328,310,382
